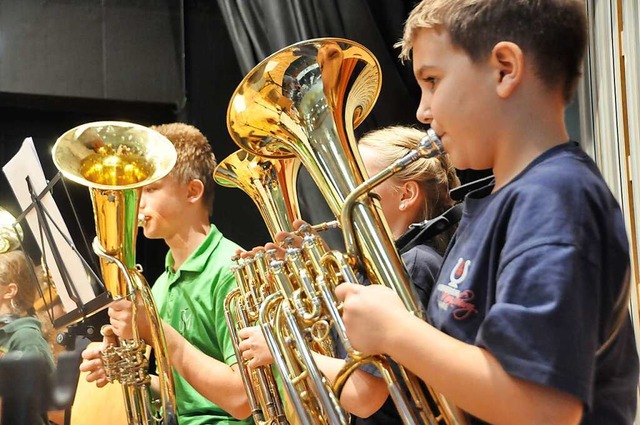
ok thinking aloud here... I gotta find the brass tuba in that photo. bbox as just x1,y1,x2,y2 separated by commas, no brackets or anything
226,38,465,425
214,150,341,424
52,121,178,425
214,150,301,424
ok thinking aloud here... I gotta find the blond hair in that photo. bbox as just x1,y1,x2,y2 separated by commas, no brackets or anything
359,126,459,253
150,123,217,215
396,0,587,102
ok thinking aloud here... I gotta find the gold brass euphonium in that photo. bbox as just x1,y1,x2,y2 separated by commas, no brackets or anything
214,151,301,424
226,38,464,425
214,150,341,424
52,121,178,425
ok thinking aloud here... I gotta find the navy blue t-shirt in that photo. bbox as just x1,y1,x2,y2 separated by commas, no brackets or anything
428,143,638,424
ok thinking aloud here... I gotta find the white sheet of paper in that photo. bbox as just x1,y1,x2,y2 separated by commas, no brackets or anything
2,137,98,312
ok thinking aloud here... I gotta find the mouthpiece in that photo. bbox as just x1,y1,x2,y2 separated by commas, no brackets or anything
417,128,445,158
138,214,147,227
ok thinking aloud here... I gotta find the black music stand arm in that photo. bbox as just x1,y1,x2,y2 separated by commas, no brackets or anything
6,174,112,422
25,175,83,309
49,336,92,411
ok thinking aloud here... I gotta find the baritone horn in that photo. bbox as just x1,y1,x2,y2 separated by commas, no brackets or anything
52,121,178,425
214,151,300,424
227,38,465,425
214,150,339,424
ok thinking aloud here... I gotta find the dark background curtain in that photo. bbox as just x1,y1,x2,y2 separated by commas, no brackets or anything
0,0,485,289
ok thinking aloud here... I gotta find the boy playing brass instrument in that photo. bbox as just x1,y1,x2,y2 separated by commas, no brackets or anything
336,1,639,423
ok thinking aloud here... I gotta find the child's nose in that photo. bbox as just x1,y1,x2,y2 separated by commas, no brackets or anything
416,104,433,124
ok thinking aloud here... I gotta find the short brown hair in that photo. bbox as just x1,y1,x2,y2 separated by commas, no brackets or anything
397,0,587,102
150,123,217,215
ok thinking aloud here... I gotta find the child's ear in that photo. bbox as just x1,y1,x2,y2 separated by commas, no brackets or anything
400,180,421,210
491,41,524,98
1,282,18,299
186,179,205,203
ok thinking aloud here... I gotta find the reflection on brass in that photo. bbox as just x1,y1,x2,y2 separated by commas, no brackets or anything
215,150,302,239
80,144,153,187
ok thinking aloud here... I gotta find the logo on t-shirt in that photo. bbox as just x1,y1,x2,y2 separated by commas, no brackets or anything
180,308,192,334
435,257,478,320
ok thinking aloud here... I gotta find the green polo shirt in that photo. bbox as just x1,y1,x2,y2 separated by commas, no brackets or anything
152,224,251,425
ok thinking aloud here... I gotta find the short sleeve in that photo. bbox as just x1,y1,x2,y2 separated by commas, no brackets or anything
477,243,599,404
402,244,442,310
213,271,241,366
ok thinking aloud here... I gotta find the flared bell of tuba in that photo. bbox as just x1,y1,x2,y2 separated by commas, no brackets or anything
214,150,302,239
227,38,465,425
52,121,178,425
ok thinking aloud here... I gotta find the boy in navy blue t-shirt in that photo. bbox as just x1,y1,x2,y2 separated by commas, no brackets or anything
336,1,639,423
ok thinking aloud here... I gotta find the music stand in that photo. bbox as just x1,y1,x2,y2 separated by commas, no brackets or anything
1,137,114,424
3,137,112,328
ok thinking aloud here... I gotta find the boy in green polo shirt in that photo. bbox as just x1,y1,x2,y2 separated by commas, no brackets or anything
80,123,251,425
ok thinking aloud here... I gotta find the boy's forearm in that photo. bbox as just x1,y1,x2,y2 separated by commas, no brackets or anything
311,351,343,382
311,352,388,418
384,312,582,425
161,322,251,419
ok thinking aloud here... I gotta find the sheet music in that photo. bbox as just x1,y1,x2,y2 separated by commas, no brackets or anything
2,137,97,312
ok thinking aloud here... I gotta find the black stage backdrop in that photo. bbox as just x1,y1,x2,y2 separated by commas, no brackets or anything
0,0,487,294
